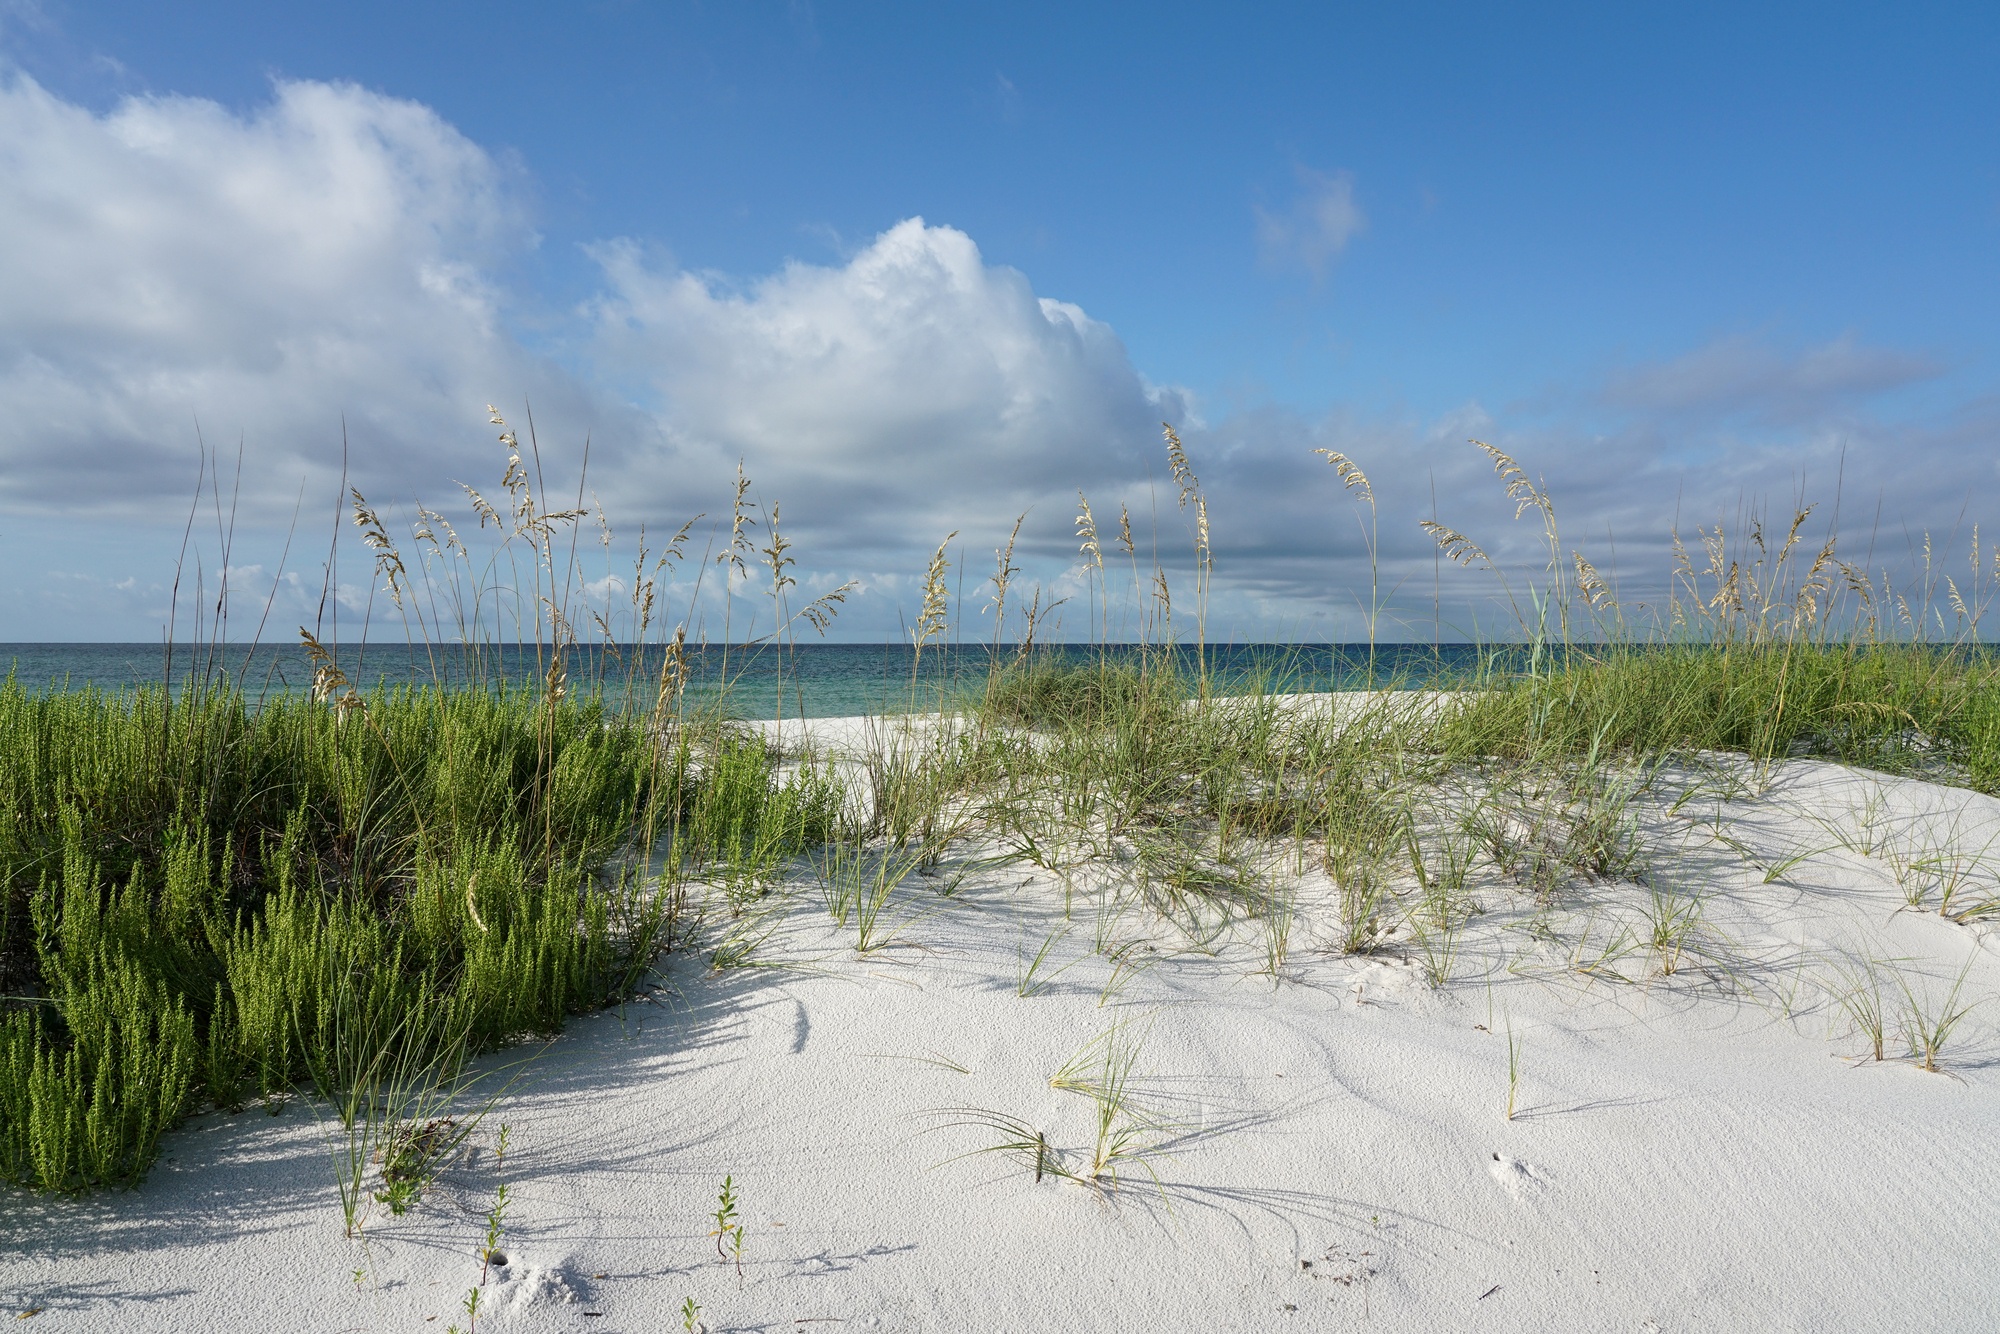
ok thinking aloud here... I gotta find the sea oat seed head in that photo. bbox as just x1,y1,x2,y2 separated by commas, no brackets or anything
1314,449,1374,506
913,531,958,650
1163,423,1200,509
1076,493,1103,571
1572,551,1615,610
1419,520,1490,569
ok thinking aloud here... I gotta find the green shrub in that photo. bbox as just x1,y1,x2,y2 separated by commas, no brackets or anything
0,677,833,1194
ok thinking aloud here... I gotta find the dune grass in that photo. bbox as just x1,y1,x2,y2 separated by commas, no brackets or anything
836,630,2000,1027
871,431,2000,1135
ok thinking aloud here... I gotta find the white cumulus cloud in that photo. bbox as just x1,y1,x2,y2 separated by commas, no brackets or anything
583,218,1171,552
0,73,1181,637
0,72,611,513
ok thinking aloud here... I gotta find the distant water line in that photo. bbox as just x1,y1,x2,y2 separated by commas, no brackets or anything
0,641,1511,718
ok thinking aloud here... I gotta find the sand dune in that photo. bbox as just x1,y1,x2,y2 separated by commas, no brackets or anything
7,715,2000,1331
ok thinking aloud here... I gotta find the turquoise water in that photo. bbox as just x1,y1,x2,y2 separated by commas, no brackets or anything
0,642,1498,718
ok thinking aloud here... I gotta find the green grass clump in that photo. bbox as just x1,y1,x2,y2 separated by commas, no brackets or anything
975,654,1175,730
1437,643,2000,788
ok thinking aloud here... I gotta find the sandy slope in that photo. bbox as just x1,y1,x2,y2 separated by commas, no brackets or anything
6,714,2000,1332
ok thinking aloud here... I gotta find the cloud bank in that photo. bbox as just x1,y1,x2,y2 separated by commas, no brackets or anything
0,72,1989,641
1601,332,1944,424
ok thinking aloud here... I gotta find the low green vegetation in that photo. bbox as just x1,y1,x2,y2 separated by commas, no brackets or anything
0,678,833,1194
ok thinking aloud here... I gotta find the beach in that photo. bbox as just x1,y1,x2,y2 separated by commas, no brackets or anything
7,709,2000,1331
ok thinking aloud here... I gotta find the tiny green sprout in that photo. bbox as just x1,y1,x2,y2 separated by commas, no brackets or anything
474,1179,510,1294
681,1295,703,1332
710,1175,745,1281
494,1123,511,1166
351,1266,365,1289
461,1284,482,1334
482,1182,510,1264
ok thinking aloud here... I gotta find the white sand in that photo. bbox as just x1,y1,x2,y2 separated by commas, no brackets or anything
7,713,2000,1330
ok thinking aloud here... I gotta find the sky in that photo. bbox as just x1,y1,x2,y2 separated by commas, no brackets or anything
0,0,1995,643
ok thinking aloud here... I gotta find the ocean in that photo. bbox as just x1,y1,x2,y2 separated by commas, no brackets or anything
0,641,1503,719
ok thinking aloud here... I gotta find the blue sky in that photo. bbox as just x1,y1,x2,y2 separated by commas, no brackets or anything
1,1,1995,641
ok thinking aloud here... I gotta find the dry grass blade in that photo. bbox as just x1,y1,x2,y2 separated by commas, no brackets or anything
1017,928,1076,998
927,1108,1070,1184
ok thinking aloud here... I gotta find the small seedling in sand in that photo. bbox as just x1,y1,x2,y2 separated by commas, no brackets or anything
1328,845,1396,955
1568,918,1638,983
1091,890,1130,957
1950,893,2000,924
316,988,527,1239
1411,917,1463,989
1259,886,1298,979
1885,845,1930,910
813,842,927,954
707,910,783,973
1049,1022,1124,1095
1758,840,1832,885
1816,785,1890,858
1884,812,2000,918
1086,1090,1166,1194
479,1182,510,1283
711,1176,744,1279
1922,850,1992,921
680,1295,704,1332
1409,825,1480,969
